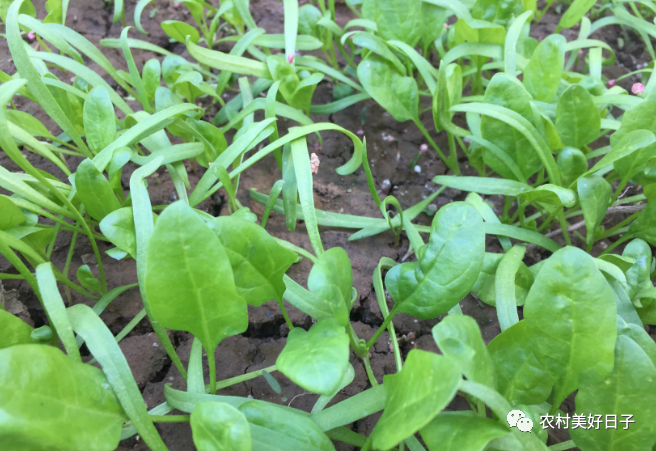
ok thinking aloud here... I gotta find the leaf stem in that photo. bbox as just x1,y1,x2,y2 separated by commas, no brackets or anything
557,210,572,246
366,305,399,349
362,354,379,386
414,119,460,174
208,345,217,394
277,299,294,330
149,415,190,423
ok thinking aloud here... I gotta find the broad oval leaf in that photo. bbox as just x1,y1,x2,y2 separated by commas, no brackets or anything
239,401,335,451
362,0,423,46
77,264,101,293
556,85,600,149
74,159,121,221
0,310,32,349
357,56,419,123
191,402,252,451
488,320,553,406
144,201,248,352
577,175,611,247
99,207,156,259
371,349,461,450
0,195,26,230
557,147,588,187
420,414,508,451
385,202,485,319
162,20,200,44
0,344,126,451
570,332,656,451
523,34,565,103
307,247,353,325
210,216,297,306
276,317,349,395
83,87,116,155
523,246,617,408
432,315,495,388
481,73,541,180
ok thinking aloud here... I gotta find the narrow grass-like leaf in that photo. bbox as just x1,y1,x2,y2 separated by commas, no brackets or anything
283,0,299,63
121,27,151,113
187,39,271,79
36,263,81,362
291,137,324,255
7,0,89,156
68,304,167,451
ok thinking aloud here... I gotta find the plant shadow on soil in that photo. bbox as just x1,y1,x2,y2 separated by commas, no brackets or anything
1,0,655,449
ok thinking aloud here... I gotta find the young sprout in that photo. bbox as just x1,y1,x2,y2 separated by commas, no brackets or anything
607,79,616,88
419,144,428,154
632,82,645,94
310,153,320,174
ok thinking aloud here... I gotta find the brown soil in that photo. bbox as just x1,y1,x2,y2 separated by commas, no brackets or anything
1,1,652,450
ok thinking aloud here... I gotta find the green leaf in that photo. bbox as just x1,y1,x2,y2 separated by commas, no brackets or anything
472,0,519,26
67,304,166,451
74,159,121,221
276,317,349,395
577,175,611,247
43,0,62,24
191,402,252,451
371,349,461,450
162,20,200,44
557,147,588,187
186,39,271,80
239,401,335,451
76,264,101,293
433,175,532,197
0,310,33,349
36,262,82,362
522,34,565,103
557,0,597,31
145,201,248,353
523,246,617,408
357,56,419,123
628,201,656,246
517,184,577,208
488,320,553,406
347,32,407,75
623,239,655,306
83,87,116,155
282,275,332,320
210,216,297,306
480,73,542,180
570,333,656,451
454,17,506,48
0,195,26,230
585,129,656,177
361,0,423,46
419,414,508,451
556,85,600,149
99,207,156,259
432,315,495,388
385,202,485,319
142,59,161,103
0,344,125,451
308,247,353,325
282,142,298,231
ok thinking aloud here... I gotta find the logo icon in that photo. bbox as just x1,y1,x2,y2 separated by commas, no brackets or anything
507,410,534,432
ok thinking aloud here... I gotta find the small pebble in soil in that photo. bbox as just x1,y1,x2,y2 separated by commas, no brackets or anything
356,129,364,136
381,179,391,190
407,332,416,341
414,165,421,173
